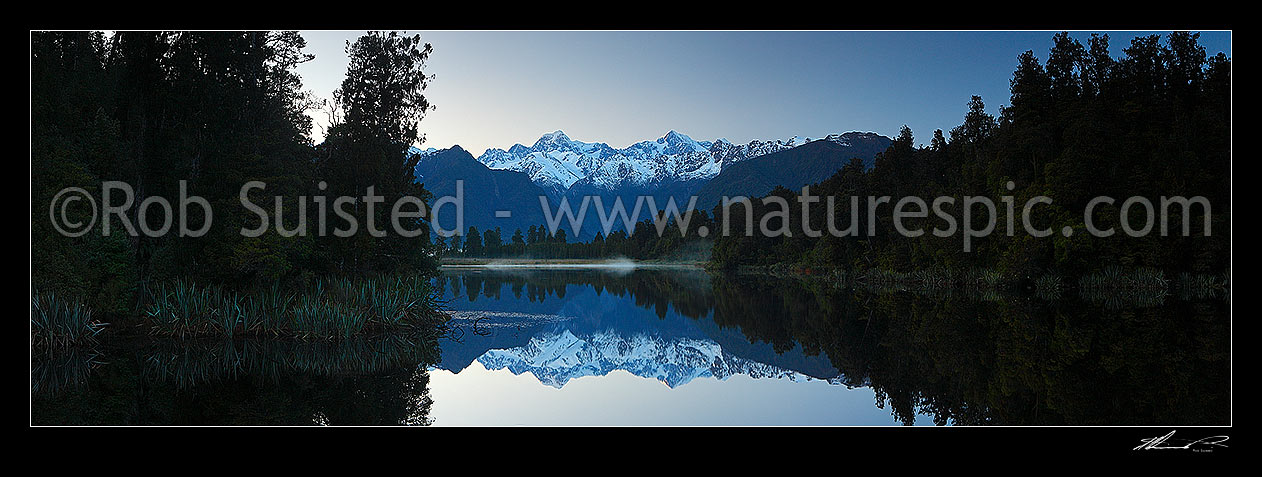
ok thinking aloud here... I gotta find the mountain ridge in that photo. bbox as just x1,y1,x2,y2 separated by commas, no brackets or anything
411,130,892,240
473,130,885,197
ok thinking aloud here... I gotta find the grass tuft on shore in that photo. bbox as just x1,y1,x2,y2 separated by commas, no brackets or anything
31,291,106,348
143,275,446,340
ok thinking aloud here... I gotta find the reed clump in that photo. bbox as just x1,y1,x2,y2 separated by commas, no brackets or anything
31,291,106,348
856,269,911,292
143,275,446,340
854,266,996,299
827,262,1222,307
1077,266,1169,308
1173,272,1226,301
32,346,102,396
960,267,1008,292
1033,274,1064,301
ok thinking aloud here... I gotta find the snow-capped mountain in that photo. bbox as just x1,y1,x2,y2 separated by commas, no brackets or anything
409,130,890,240
474,130,861,196
477,328,839,389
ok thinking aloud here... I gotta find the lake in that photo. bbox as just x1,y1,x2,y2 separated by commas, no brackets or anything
31,267,1230,426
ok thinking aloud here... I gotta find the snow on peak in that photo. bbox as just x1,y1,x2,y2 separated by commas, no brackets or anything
657,130,709,155
473,130,867,193
476,329,828,389
533,130,571,148
408,146,439,157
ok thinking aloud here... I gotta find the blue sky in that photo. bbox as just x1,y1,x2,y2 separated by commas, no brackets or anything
296,30,1231,155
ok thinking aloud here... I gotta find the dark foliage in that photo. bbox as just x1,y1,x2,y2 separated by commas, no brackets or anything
32,31,440,319
710,32,1230,279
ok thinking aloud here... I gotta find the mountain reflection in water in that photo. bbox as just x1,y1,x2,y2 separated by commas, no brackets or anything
32,267,1229,426
432,267,1229,426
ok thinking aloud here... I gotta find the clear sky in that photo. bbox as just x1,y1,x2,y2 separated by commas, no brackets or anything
295,30,1231,155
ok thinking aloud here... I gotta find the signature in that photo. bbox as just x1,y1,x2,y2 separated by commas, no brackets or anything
1134,430,1229,451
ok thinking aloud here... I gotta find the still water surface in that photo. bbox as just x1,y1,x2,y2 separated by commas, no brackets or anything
428,268,927,425
31,267,1230,425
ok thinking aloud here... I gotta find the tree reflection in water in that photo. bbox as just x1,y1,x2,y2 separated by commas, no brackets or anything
34,269,1229,425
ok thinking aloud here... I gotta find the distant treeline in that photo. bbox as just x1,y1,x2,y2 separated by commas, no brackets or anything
33,31,440,315
439,212,717,261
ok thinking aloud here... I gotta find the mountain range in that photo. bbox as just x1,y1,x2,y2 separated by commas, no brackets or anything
412,130,892,240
